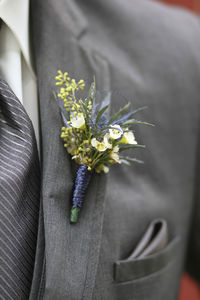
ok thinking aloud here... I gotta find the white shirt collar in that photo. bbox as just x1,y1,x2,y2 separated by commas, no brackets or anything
0,0,35,77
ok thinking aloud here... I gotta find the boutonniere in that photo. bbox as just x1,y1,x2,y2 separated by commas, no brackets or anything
55,70,153,223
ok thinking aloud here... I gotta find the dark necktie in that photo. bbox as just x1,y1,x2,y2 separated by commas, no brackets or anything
0,20,41,300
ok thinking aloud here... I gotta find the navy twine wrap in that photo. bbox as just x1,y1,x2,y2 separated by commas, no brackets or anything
70,164,93,223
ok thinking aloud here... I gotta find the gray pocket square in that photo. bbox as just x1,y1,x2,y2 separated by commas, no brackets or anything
127,219,168,260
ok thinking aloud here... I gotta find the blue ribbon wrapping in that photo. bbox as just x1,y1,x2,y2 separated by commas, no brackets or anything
70,164,92,223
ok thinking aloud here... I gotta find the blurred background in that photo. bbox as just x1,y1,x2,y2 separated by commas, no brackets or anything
156,1,200,300
159,0,200,13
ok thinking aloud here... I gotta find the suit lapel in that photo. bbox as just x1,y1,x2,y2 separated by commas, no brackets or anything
30,1,110,299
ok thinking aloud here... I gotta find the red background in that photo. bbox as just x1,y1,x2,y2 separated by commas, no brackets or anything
159,0,200,13
156,0,200,299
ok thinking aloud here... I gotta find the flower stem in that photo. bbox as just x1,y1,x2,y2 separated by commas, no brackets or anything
70,207,81,223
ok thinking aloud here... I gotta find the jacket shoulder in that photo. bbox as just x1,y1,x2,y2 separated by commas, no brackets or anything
129,0,200,52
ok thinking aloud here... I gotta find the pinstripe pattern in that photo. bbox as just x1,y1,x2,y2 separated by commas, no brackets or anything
0,79,40,299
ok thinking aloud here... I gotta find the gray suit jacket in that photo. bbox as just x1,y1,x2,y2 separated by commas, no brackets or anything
29,0,200,299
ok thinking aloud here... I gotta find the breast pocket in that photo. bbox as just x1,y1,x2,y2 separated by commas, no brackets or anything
114,235,181,283
113,218,181,283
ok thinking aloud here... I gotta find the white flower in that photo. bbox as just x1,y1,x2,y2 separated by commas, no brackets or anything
120,131,137,144
95,164,109,173
103,133,112,149
110,152,121,163
113,145,119,152
91,133,112,152
109,125,123,140
72,155,79,160
110,145,121,163
91,138,108,152
103,165,109,173
71,113,85,129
